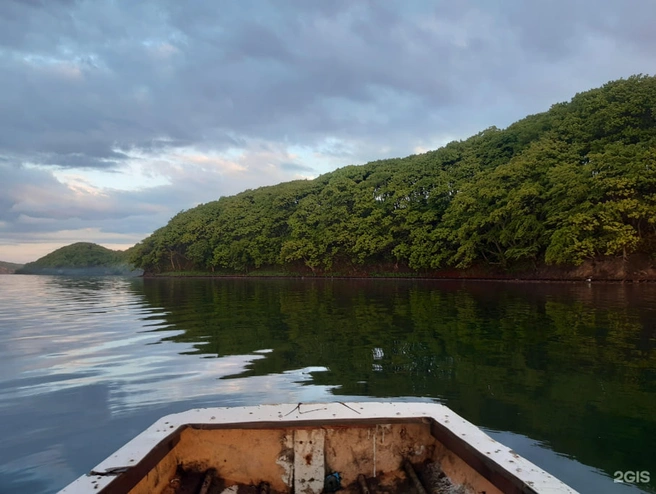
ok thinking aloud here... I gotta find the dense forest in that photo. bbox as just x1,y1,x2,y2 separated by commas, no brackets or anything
16,242,138,275
129,75,656,278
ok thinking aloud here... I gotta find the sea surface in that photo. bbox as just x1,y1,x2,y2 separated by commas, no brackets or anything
0,275,654,494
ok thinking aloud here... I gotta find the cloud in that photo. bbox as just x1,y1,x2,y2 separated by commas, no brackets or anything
0,140,316,261
0,0,654,262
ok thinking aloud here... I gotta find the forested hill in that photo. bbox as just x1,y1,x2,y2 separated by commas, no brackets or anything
16,242,138,275
130,75,656,279
0,261,23,274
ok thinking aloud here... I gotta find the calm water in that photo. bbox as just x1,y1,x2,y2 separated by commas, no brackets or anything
0,276,654,494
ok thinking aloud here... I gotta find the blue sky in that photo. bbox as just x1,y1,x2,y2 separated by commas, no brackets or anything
1,0,654,263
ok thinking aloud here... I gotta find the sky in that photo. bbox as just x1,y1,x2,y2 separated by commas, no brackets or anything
1,0,654,263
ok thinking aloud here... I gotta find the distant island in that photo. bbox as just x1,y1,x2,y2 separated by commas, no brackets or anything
124,75,656,281
0,261,24,274
15,242,140,276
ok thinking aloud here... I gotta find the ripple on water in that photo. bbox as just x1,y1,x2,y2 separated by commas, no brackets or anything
0,276,655,494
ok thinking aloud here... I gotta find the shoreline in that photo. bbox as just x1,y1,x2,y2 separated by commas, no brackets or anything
141,254,656,283
141,273,656,283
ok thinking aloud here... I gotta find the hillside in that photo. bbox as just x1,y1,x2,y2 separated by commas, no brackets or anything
129,75,656,280
0,261,24,274
16,242,139,276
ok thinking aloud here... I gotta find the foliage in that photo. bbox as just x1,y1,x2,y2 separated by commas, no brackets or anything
129,75,656,274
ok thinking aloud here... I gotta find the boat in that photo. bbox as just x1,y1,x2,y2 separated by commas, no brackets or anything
59,402,578,494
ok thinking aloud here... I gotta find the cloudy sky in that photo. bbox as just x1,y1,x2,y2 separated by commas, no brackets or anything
1,0,654,263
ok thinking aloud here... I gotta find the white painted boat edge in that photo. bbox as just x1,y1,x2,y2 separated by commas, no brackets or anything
58,402,579,494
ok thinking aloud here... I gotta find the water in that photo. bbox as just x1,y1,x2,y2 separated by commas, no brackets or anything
0,275,654,494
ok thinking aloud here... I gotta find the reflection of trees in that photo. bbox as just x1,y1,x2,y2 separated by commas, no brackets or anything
136,278,656,481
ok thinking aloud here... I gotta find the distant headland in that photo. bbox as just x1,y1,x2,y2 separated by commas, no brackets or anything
14,242,140,276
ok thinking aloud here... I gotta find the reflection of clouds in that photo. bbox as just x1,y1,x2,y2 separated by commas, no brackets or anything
113,361,336,413
0,276,172,389
0,275,337,417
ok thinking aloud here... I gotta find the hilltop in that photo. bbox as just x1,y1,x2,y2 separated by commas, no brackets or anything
16,242,139,276
0,261,24,274
126,75,656,280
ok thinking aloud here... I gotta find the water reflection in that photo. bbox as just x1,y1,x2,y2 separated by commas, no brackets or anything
137,278,656,493
0,275,654,494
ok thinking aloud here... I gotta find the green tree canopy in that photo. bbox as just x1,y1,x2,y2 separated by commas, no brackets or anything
129,75,656,275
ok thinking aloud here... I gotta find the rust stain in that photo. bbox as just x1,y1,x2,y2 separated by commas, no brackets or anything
304,453,313,465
